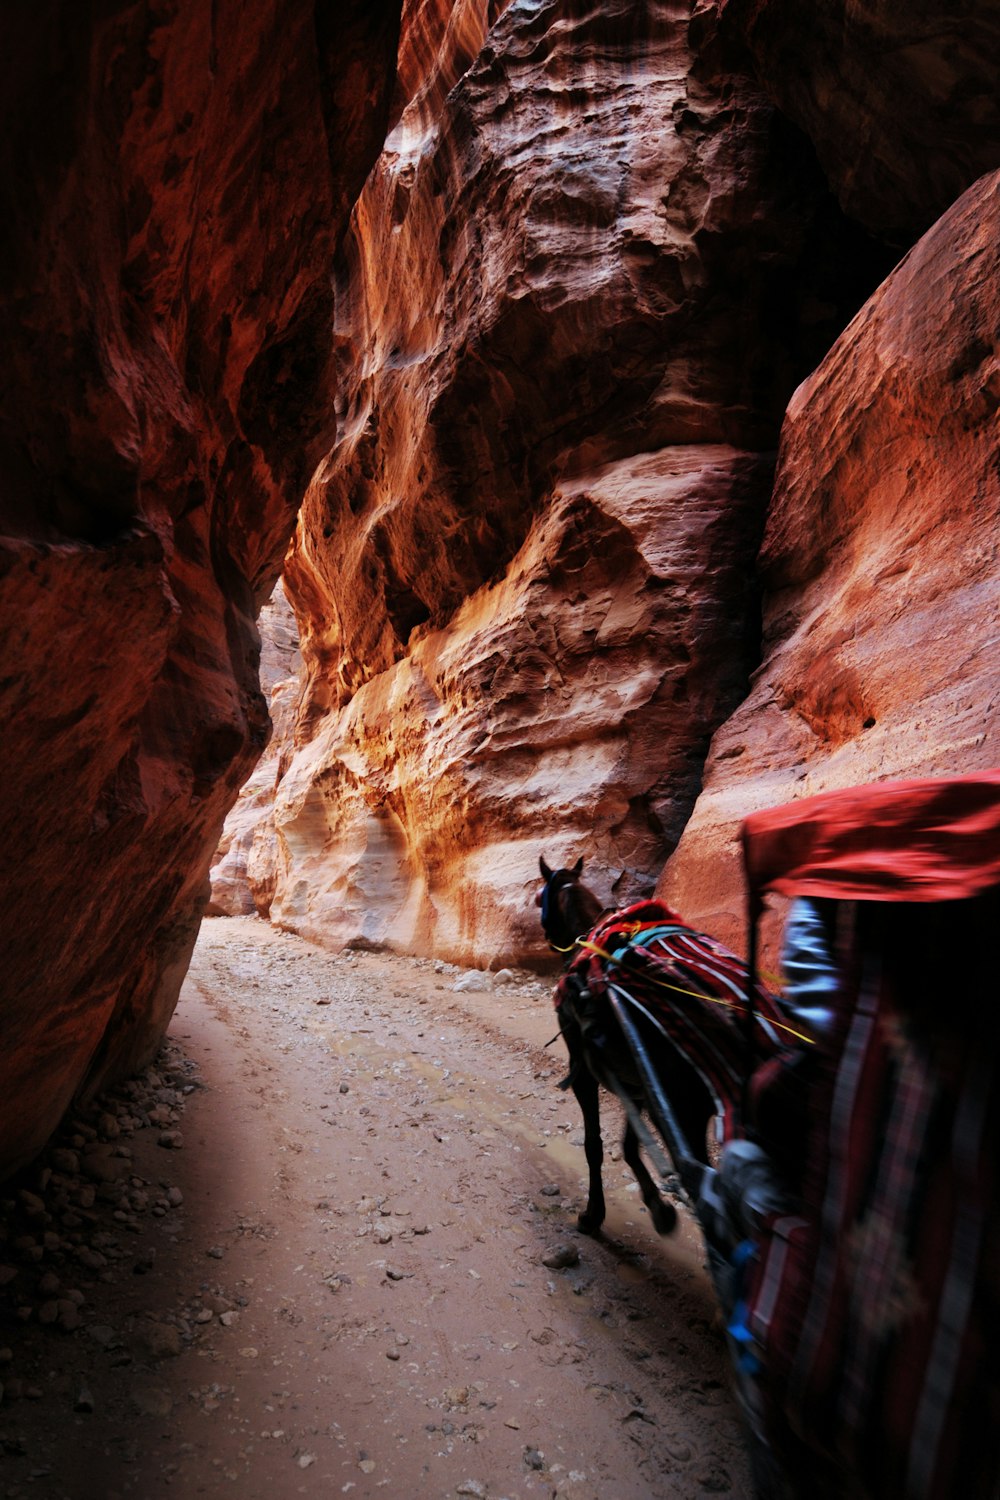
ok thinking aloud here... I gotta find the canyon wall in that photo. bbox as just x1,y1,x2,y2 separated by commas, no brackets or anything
265,0,887,965
719,0,1000,243
658,168,1000,960
0,1,401,1176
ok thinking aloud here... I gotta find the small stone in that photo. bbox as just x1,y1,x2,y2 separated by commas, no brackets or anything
239,1347,259,1359
141,1321,183,1360
195,1308,214,1324
524,1447,545,1471
375,1225,393,1244
0,1265,18,1287
386,1349,400,1361
131,1381,172,1418
57,1300,81,1332
166,1187,184,1207
539,1184,561,1197
358,1459,376,1474
38,1300,60,1325
75,1247,107,1271
339,1083,350,1094
493,969,516,986
219,1311,239,1328
38,1271,61,1297
205,1245,225,1259
456,1483,487,1498
541,1245,580,1270
385,1265,410,1281
297,1454,316,1469
157,1131,183,1150
453,971,490,993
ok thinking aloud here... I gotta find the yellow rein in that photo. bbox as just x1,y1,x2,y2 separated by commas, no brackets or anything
574,936,815,1048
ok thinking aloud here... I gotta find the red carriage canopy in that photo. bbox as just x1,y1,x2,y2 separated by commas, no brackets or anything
741,769,1000,907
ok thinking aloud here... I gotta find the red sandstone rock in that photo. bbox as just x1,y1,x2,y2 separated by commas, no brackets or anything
275,0,881,965
716,0,1000,242
0,2,400,1176
658,170,1000,965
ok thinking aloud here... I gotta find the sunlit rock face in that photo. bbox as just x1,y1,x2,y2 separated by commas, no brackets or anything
0,2,400,1175
207,582,303,919
275,0,882,965
658,169,1000,961
718,0,1000,242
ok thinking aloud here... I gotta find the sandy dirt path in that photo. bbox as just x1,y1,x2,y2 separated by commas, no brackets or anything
1,917,752,1500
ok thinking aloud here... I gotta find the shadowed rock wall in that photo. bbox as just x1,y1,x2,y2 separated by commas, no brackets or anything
271,0,887,964
659,169,1000,962
718,0,1000,243
0,1,401,1176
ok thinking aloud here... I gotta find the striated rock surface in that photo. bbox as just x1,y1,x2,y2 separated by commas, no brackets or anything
207,582,303,919
659,169,1000,963
275,0,886,965
718,0,1000,242
0,2,400,1176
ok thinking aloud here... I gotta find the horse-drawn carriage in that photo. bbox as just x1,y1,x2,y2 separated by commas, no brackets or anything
539,770,1000,1499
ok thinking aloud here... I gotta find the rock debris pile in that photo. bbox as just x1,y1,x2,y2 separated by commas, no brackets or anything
0,1042,205,1434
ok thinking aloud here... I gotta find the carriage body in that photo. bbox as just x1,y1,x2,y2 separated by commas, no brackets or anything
739,771,1000,1499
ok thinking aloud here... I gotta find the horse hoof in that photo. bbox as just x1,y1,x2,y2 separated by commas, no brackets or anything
576,1212,603,1236
650,1200,678,1236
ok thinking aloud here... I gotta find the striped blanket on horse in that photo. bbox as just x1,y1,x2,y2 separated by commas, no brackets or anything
554,900,795,1144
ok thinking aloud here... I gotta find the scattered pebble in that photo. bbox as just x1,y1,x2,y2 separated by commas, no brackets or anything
542,1245,580,1270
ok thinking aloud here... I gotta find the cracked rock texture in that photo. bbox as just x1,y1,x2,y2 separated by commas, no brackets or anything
269,0,885,965
658,168,1000,960
0,1,401,1176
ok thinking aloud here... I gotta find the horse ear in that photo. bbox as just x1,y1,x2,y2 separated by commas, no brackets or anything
571,857,583,878
539,856,553,881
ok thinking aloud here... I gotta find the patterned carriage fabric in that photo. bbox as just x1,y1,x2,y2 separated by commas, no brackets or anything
745,891,1000,1499
554,899,793,1141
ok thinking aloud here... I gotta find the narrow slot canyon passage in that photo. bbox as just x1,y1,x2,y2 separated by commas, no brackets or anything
1,919,750,1498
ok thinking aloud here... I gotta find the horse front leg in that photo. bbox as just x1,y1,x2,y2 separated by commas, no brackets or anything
622,1119,677,1235
560,1016,606,1235
571,1064,607,1234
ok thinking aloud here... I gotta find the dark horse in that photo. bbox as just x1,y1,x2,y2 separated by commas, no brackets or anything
537,856,717,1236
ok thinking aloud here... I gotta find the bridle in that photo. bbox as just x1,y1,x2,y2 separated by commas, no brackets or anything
537,868,608,964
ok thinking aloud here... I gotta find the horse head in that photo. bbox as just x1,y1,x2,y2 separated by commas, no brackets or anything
536,855,603,956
